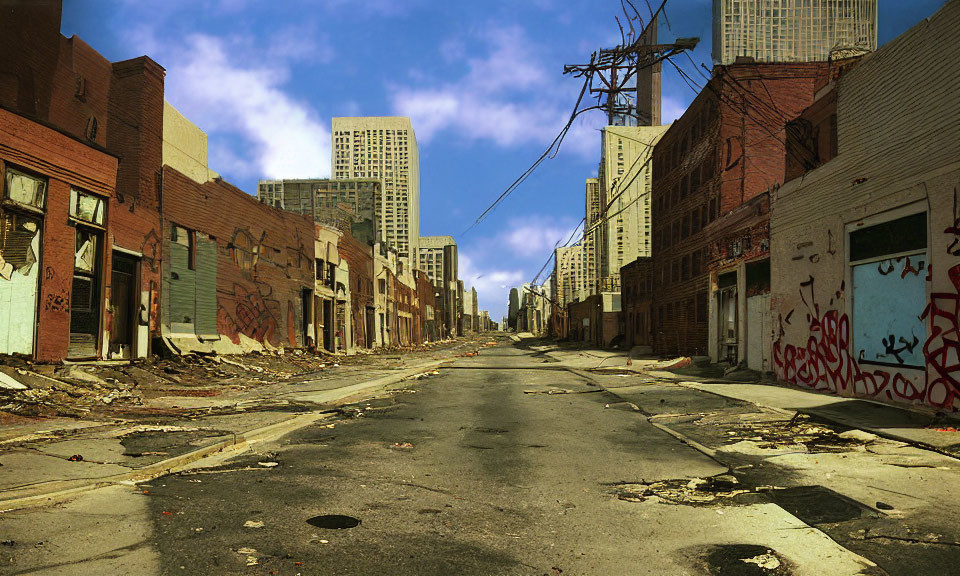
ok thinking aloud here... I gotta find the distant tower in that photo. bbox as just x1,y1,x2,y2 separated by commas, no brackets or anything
332,117,420,265
712,0,877,65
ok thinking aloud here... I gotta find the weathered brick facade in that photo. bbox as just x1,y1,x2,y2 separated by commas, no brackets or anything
415,269,437,343
651,63,825,356
338,231,374,348
0,108,118,361
621,257,654,351
161,167,314,352
0,3,163,361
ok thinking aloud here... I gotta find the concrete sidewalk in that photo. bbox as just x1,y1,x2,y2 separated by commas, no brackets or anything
541,344,960,457
677,380,960,457
0,358,450,511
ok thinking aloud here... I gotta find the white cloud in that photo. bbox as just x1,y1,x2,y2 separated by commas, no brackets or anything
121,25,331,184
165,35,331,181
458,214,579,319
459,251,525,320
661,95,689,124
500,217,574,259
390,24,603,159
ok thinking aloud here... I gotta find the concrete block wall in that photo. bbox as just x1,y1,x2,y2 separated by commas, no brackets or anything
770,0,960,409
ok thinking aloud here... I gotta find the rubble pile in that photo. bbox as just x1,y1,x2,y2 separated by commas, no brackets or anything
613,475,751,505
725,413,867,453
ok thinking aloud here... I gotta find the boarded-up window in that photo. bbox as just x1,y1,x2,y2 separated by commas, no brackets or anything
850,213,927,368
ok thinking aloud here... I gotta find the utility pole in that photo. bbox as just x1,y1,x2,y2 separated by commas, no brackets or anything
562,2,698,127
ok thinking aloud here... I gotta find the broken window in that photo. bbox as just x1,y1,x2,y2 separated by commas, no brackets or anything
850,212,927,368
4,168,46,210
0,210,40,279
74,227,98,273
69,188,105,225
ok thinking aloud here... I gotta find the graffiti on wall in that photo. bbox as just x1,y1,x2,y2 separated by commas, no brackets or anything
44,289,70,313
217,283,282,346
776,198,960,409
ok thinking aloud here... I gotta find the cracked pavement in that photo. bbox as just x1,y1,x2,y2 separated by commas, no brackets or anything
2,340,959,574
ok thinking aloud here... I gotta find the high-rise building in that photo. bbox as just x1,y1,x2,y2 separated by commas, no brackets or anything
554,244,584,308
417,235,456,287
257,178,380,245
332,117,420,264
596,125,668,292
582,178,601,298
712,0,877,65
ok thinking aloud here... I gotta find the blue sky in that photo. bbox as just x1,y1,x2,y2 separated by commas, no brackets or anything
62,0,946,321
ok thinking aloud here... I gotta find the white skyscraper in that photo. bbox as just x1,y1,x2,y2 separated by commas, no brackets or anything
332,117,420,264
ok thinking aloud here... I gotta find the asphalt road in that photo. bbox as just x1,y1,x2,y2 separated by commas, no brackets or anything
0,344,894,575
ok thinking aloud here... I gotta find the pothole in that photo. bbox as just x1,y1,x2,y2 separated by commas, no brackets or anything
726,414,867,453
702,545,791,575
306,515,361,529
611,474,753,506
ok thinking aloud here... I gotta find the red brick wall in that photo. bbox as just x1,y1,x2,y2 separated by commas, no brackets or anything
0,108,118,362
0,4,113,149
651,63,824,356
106,57,165,343
621,258,654,349
415,270,435,343
162,167,314,349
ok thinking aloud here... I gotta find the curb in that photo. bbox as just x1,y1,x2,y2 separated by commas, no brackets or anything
0,359,454,512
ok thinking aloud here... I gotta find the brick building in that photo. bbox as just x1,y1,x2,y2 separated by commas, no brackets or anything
621,257,654,352
0,2,164,361
414,269,436,343
160,167,315,353
651,62,825,356
338,231,375,349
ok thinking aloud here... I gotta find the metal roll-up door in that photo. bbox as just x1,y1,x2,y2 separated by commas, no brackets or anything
195,238,218,338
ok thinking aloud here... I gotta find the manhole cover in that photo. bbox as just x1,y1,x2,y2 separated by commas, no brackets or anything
306,515,361,529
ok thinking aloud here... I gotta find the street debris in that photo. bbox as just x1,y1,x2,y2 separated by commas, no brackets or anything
236,547,257,555
243,520,265,528
741,553,781,570
612,475,750,505
391,442,414,449
258,461,279,468
724,413,868,453
67,454,83,462
525,387,602,395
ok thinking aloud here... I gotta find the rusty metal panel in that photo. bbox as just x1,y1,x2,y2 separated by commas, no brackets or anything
195,238,218,337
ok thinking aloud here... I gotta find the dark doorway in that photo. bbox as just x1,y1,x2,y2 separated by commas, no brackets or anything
365,306,376,348
109,251,138,359
302,288,313,349
68,226,103,359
